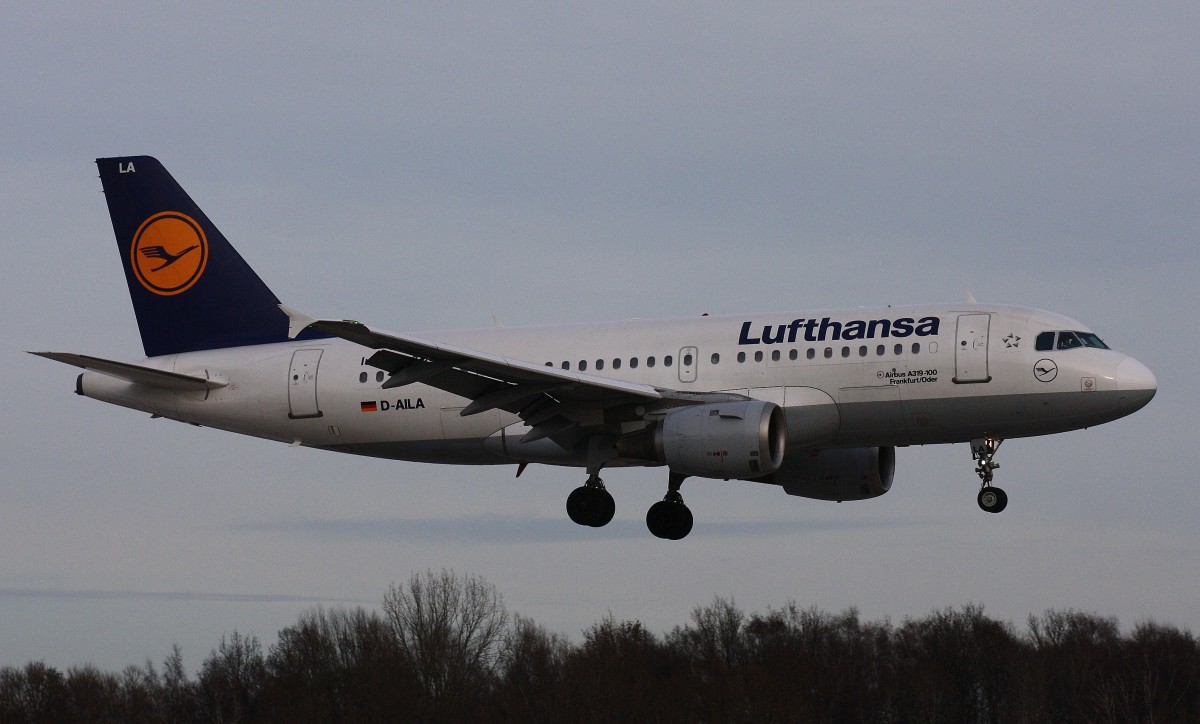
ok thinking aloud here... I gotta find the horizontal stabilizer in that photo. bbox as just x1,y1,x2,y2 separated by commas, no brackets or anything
29,352,226,391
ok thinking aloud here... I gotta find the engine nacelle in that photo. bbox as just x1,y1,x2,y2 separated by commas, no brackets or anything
618,400,786,479
762,446,895,501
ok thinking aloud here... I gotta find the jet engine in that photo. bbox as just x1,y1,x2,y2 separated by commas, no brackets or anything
761,446,895,501
617,400,786,479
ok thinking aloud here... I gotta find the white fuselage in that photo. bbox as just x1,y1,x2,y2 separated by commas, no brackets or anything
78,303,1157,470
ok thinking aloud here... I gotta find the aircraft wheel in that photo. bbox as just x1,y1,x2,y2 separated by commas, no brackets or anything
566,486,593,526
592,488,615,527
977,486,1008,514
646,500,693,540
567,486,615,527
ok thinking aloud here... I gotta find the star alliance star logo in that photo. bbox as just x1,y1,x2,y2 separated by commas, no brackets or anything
1003,333,1021,348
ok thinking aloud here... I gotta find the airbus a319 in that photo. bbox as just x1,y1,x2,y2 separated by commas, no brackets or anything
34,157,1157,539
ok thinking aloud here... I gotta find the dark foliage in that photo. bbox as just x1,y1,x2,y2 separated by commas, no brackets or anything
2,579,1197,723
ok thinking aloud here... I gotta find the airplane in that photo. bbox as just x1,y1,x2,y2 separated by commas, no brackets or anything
33,156,1158,540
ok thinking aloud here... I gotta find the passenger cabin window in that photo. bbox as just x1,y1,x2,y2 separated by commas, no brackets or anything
894,344,903,355
647,357,656,368
595,359,604,370
630,358,639,369
771,350,780,361
807,349,815,360
754,351,763,362
711,353,720,364
613,358,621,369
359,372,368,383
376,371,385,382
737,352,746,363
683,353,693,366
911,343,920,354
579,360,587,371
664,355,673,366
876,344,885,356
790,349,798,361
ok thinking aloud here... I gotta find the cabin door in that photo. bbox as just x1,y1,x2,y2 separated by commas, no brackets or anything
288,348,324,418
954,314,991,383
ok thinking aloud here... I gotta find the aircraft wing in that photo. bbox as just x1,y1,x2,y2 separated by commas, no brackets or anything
281,306,738,444
29,352,227,391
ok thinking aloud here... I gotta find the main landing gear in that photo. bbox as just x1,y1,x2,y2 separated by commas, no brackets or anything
564,471,695,539
566,475,615,528
646,472,693,541
972,437,1008,513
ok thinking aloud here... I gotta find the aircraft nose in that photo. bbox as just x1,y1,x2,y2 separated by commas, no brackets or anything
1115,357,1157,411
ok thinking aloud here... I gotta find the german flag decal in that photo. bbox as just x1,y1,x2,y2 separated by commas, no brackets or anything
360,401,378,412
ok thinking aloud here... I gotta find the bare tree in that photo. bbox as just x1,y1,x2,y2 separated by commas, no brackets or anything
495,614,570,723
383,569,507,717
198,631,266,723
0,662,68,722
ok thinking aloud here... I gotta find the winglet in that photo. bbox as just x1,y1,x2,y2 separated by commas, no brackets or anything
279,304,317,339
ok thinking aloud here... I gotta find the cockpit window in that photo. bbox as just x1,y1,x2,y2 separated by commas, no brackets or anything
1037,330,1111,352
1057,332,1083,350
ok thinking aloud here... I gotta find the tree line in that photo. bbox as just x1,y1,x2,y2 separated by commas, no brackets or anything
2,570,1197,723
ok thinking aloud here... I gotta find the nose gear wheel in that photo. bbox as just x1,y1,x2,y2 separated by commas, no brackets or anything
972,437,1008,513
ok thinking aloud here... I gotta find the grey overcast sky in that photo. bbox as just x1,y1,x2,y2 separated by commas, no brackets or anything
3,2,1197,671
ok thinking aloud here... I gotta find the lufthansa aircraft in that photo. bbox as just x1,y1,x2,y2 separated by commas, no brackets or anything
34,157,1157,539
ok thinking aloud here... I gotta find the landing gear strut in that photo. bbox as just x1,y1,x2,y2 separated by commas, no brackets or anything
972,437,1008,513
646,472,693,540
566,475,615,528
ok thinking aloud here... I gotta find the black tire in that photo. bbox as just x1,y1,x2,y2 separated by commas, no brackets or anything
567,486,615,527
646,500,693,539
977,486,1008,513
592,488,616,527
566,486,594,526
990,487,1008,513
668,503,693,540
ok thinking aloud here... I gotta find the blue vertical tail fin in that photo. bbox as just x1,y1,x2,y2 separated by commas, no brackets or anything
97,156,314,357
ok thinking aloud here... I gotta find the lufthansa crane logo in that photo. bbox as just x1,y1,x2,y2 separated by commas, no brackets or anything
130,212,208,296
1034,359,1059,382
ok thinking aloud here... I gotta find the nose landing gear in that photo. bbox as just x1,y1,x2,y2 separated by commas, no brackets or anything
972,437,1008,513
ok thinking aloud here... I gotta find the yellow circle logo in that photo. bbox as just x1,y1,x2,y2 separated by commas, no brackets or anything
130,212,208,296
